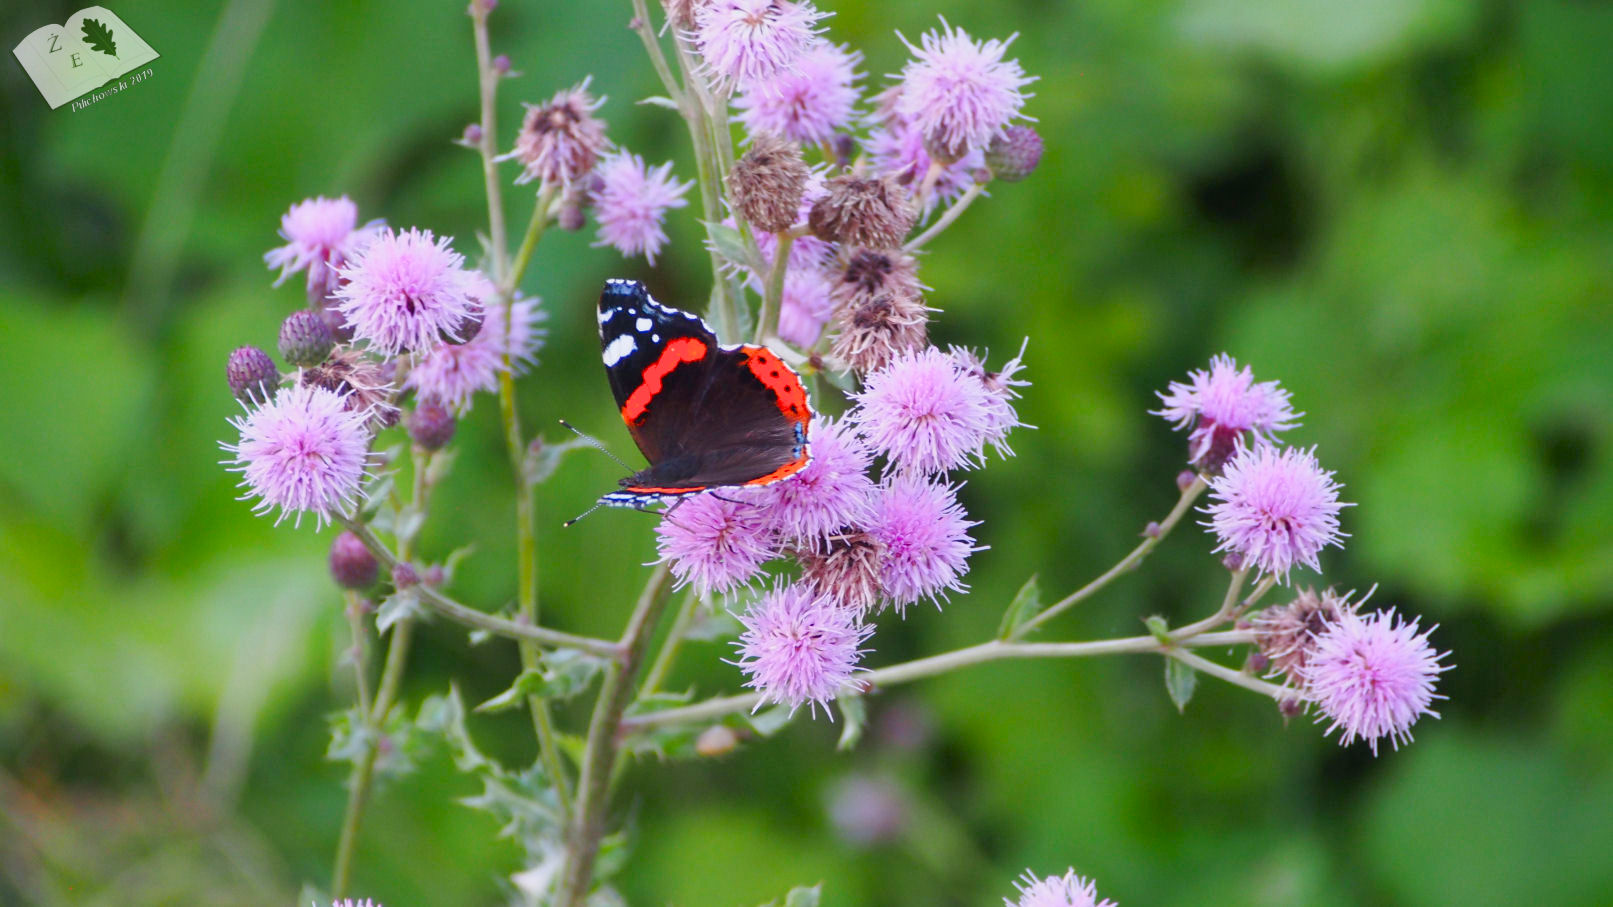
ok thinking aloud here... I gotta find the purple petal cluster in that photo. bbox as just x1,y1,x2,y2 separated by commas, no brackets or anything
335,227,480,355
1204,445,1349,582
222,383,372,528
773,266,837,349
868,475,979,609
752,417,876,546
1006,869,1115,907
1302,607,1450,755
850,346,995,474
735,42,862,145
1154,353,1300,468
656,495,779,595
509,78,609,189
895,19,1035,161
592,152,692,265
264,195,383,299
865,118,984,213
694,0,827,91
735,582,872,715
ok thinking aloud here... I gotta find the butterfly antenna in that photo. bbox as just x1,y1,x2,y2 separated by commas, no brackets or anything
558,419,635,472
563,498,609,528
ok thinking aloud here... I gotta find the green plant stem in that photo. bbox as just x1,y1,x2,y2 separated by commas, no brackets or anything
620,627,1286,732
628,0,683,99
639,590,700,696
471,4,509,282
339,518,624,658
755,231,792,343
904,181,986,252
1171,569,1267,642
507,186,556,297
557,564,674,907
343,591,373,717
1012,475,1209,638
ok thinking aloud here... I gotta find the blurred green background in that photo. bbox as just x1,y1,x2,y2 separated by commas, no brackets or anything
2,0,1611,904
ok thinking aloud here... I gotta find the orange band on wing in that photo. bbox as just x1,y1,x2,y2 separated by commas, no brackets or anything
739,452,811,487
619,484,707,495
738,347,811,427
621,337,708,424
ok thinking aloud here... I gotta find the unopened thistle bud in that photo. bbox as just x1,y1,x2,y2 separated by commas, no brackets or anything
459,123,483,146
727,135,811,234
227,346,279,403
409,401,457,451
278,309,337,367
985,125,1042,182
391,561,419,590
830,292,929,374
808,174,917,249
492,54,512,76
329,530,379,589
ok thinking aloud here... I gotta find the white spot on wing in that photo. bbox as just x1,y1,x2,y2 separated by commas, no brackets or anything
636,317,653,332
603,333,636,367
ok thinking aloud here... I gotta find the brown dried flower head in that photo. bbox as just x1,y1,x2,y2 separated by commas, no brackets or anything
799,531,885,613
832,246,922,312
830,291,930,375
1254,586,1349,685
808,174,918,249
511,79,609,189
728,134,811,234
301,348,400,429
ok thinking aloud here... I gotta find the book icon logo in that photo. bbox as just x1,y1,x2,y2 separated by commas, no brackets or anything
12,6,159,109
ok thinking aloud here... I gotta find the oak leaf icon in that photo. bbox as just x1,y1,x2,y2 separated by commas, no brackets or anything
81,18,118,58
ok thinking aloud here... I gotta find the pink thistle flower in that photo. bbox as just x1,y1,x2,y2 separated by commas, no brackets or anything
490,293,547,374
1302,607,1451,755
592,152,692,265
866,119,984,213
1204,445,1350,582
656,494,779,595
221,383,372,528
1153,354,1301,470
734,582,872,715
334,227,479,355
773,265,837,349
735,41,862,145
507,78,609,189
333,901,382,907
753,417,876,545
949,342,1030,458
867,474,979,610
895,19,1036,161
693,0,827,92
405,331,506,414
264,195,382,298
1006,869,1115,907
850,346,996,475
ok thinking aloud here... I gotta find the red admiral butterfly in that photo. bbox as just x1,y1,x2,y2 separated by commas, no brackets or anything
588,278,812,511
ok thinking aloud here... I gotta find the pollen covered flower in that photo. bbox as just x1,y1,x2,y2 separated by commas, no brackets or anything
264,195,380,296
222,383,372,528
850,346,995,474
868,474,979,609
508,78,609,189
754,417,875,545
694,0,826,91
656,494,778,595
896,19,1035,161
335,227,480,355
735,582,872,715
1006,869,1115,907
1302,607,1450,755
1204,445,1349,582
735,41,862,145
1154,354,1300,471
592,152,692,265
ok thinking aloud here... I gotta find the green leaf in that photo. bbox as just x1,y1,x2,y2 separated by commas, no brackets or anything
836,695,866,751
745,704,797,737
705,222,750,270
474,651,606,712
81,18,118,58
524,435,593,486
375,588,423,635
416,686,490,773
996,574,1044,639
784,885,823,907
1144,614,1171,642
683,607,743,642
1165,658,1198,713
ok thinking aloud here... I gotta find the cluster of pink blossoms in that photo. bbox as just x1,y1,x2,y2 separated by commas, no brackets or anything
223,195,544,527
1006,868,1115,907
1156,355,1451,754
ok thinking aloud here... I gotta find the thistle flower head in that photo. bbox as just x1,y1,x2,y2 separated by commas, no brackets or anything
1006,869,1115,907
405,330,506,414
753,417,876,545
799,531,884,613
832,246,922,312
866,117,984,213
509,78,609,189
278,309,337,367
693,0,827,91
408,400,457,451
728,134,811,233
1303,607,1451,755
334,227,480,355
735,41,863,145
1154,354,1301,471
734,582,872,715
329,530,379,589
867,474,979,610
300,348,398,429
808,174,918,248
264,196,380,296
227,345,280,403
949,341,1030,457
1253,586,1348,685
831,291,930,375
895,19,1035,161
986,124,1044,181
591,152,692,265
222,383,373,528
656,494,779,595
850,346,997,474
1204,445,1350,582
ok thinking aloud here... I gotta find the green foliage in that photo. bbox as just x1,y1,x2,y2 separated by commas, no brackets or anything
995,574,1043,639
80,18,117,58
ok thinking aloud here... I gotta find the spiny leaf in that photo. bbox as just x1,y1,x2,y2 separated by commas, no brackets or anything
81,18,118,58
